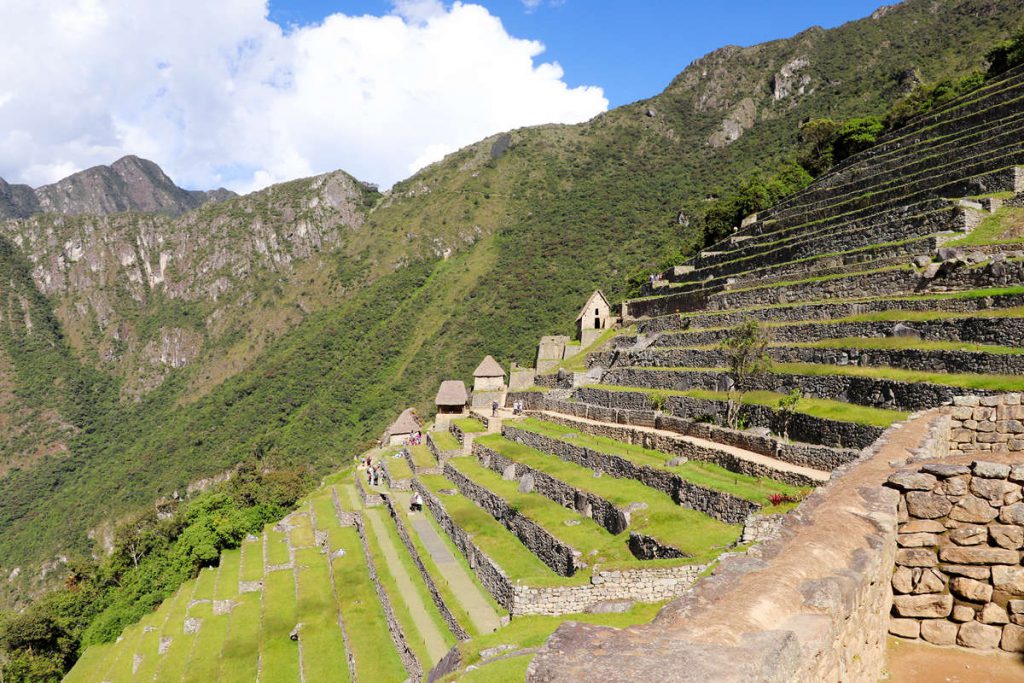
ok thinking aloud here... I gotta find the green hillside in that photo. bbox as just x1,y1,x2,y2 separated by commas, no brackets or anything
2,0,1024,670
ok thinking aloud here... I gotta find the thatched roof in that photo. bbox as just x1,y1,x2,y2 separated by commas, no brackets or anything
473,355,505,378
386,408,420,437
435,380,468,406
575,290,611,321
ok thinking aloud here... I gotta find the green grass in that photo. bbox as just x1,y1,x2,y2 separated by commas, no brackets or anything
128,583,193,682
545,325,625,375
587,384,906,428
61,642,117,683
417,474,564,585
182,601,230,683
440,602,665,682
240,537,264,583
288,512,316,549
453,418,487,433
948,205,1024,246
217,592,262,683
328,526,407,683
430,430,462,451
785,336,1024,354
831,303,1024,324
458,654,533,682
312,489,341,529
191,565,218,600
295,547,351,683
215,549,242,600
772,361,1024,391
361,507,457,668
384,453,414,482
409,444,438,469
266,527,292,566
512,419,804,504
152,579,203,683
476,433,742,556
98,614,150,682
259,567,301,682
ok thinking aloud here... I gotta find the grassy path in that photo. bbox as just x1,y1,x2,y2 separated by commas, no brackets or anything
392,490,503,635
363,508,451,666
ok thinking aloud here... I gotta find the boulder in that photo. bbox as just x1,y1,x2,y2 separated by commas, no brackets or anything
517,473,535,494
892,323,922,339
912,255,932,268
893,593,953,618
922,463,970,478
887,471,937,491
958,621,1002,649
921,619,958,646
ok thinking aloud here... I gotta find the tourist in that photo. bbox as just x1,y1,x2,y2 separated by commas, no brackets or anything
410,492,423,512
492,400,498,417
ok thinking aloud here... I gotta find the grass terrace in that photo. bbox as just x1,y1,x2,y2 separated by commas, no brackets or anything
408,444,439,469
510,419,805,506
475,433,743,554
430,429,461,451
587,384,907,428
416,474,575,587
783,336,1024,354
294,546,351,682
948,204,1024,246
384,452,415,481
453,417,487,434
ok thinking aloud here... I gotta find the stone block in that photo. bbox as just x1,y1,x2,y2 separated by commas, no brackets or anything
1011,464,1024,483
898,533,940,548
973,461,1011,479
970,477,1018,503
980,602,1009,625
896,548,938,568
990,524,1024,550
1010,600,1024,615
973,407,995,422
893,593,953,619
948,525,987,546
999,502,1024,526
923,463,971,478
993,566,1024,595
899,519,946,534
951,406,974,420
942,565,990,580
948,495,999,524
920,619,958,646
954,396,980,407
892,566,914,594
887,471,937,491
952,605,976,622
889,618,920,639
980,397,1003,408
1001,624,1024,652
958,621,1003,649
913,568,946,595
951,577,993,603
906,492,953,519
942,476,969,496
939,546,1019,565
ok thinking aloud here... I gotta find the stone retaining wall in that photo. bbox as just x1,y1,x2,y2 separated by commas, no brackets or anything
380,494,471,641
947,394,1024,453
500,425,757,525
354,473,382,507
442,462,581,576
380,458,412,491
353,511,421,680
426,432,461,465
885,458,1024,653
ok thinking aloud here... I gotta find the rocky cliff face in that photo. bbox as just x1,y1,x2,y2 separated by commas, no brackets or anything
0,155,234,219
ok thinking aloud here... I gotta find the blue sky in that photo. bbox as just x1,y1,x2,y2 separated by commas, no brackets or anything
269,1,888,107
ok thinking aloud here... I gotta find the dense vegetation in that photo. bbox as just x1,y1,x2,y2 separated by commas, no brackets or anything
2,2,1024,678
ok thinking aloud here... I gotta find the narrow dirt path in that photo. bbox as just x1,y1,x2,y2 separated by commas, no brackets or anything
392,491,502,635
363,507,451,666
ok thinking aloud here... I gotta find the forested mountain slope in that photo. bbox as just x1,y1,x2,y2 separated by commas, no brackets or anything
1,0,1022,606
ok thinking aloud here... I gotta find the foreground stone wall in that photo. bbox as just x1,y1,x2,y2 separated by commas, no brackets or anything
948,394,1024,453
530,412,940,682
886,458,1024,653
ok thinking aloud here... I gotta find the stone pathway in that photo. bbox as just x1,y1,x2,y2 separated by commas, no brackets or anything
393,491,503,635
363,507,451,666
537,409,831,483
884,636,1024,682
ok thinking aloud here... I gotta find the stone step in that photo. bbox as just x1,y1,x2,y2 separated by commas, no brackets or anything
596,342,1024,378
598,365,1013,412
568,386,887,451
530,408,830,487
634,289,1024,334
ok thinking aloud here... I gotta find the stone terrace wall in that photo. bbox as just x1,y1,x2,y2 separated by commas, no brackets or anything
948,394,1024,453
885,459,1024,653
530,413,942,682
426,432,461,464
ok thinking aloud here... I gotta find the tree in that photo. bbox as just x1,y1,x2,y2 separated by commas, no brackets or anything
722,320,772,429
986,26,1024,78
777,388,802,441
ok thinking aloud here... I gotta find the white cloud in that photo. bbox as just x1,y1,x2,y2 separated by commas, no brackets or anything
0,0,606,193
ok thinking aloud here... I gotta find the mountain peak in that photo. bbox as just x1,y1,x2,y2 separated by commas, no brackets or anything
0,156,235,220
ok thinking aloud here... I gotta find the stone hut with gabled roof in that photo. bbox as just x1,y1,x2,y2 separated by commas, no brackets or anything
435,380,468,416
576,290,612,346
473,355,506,393
383,407,421,446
